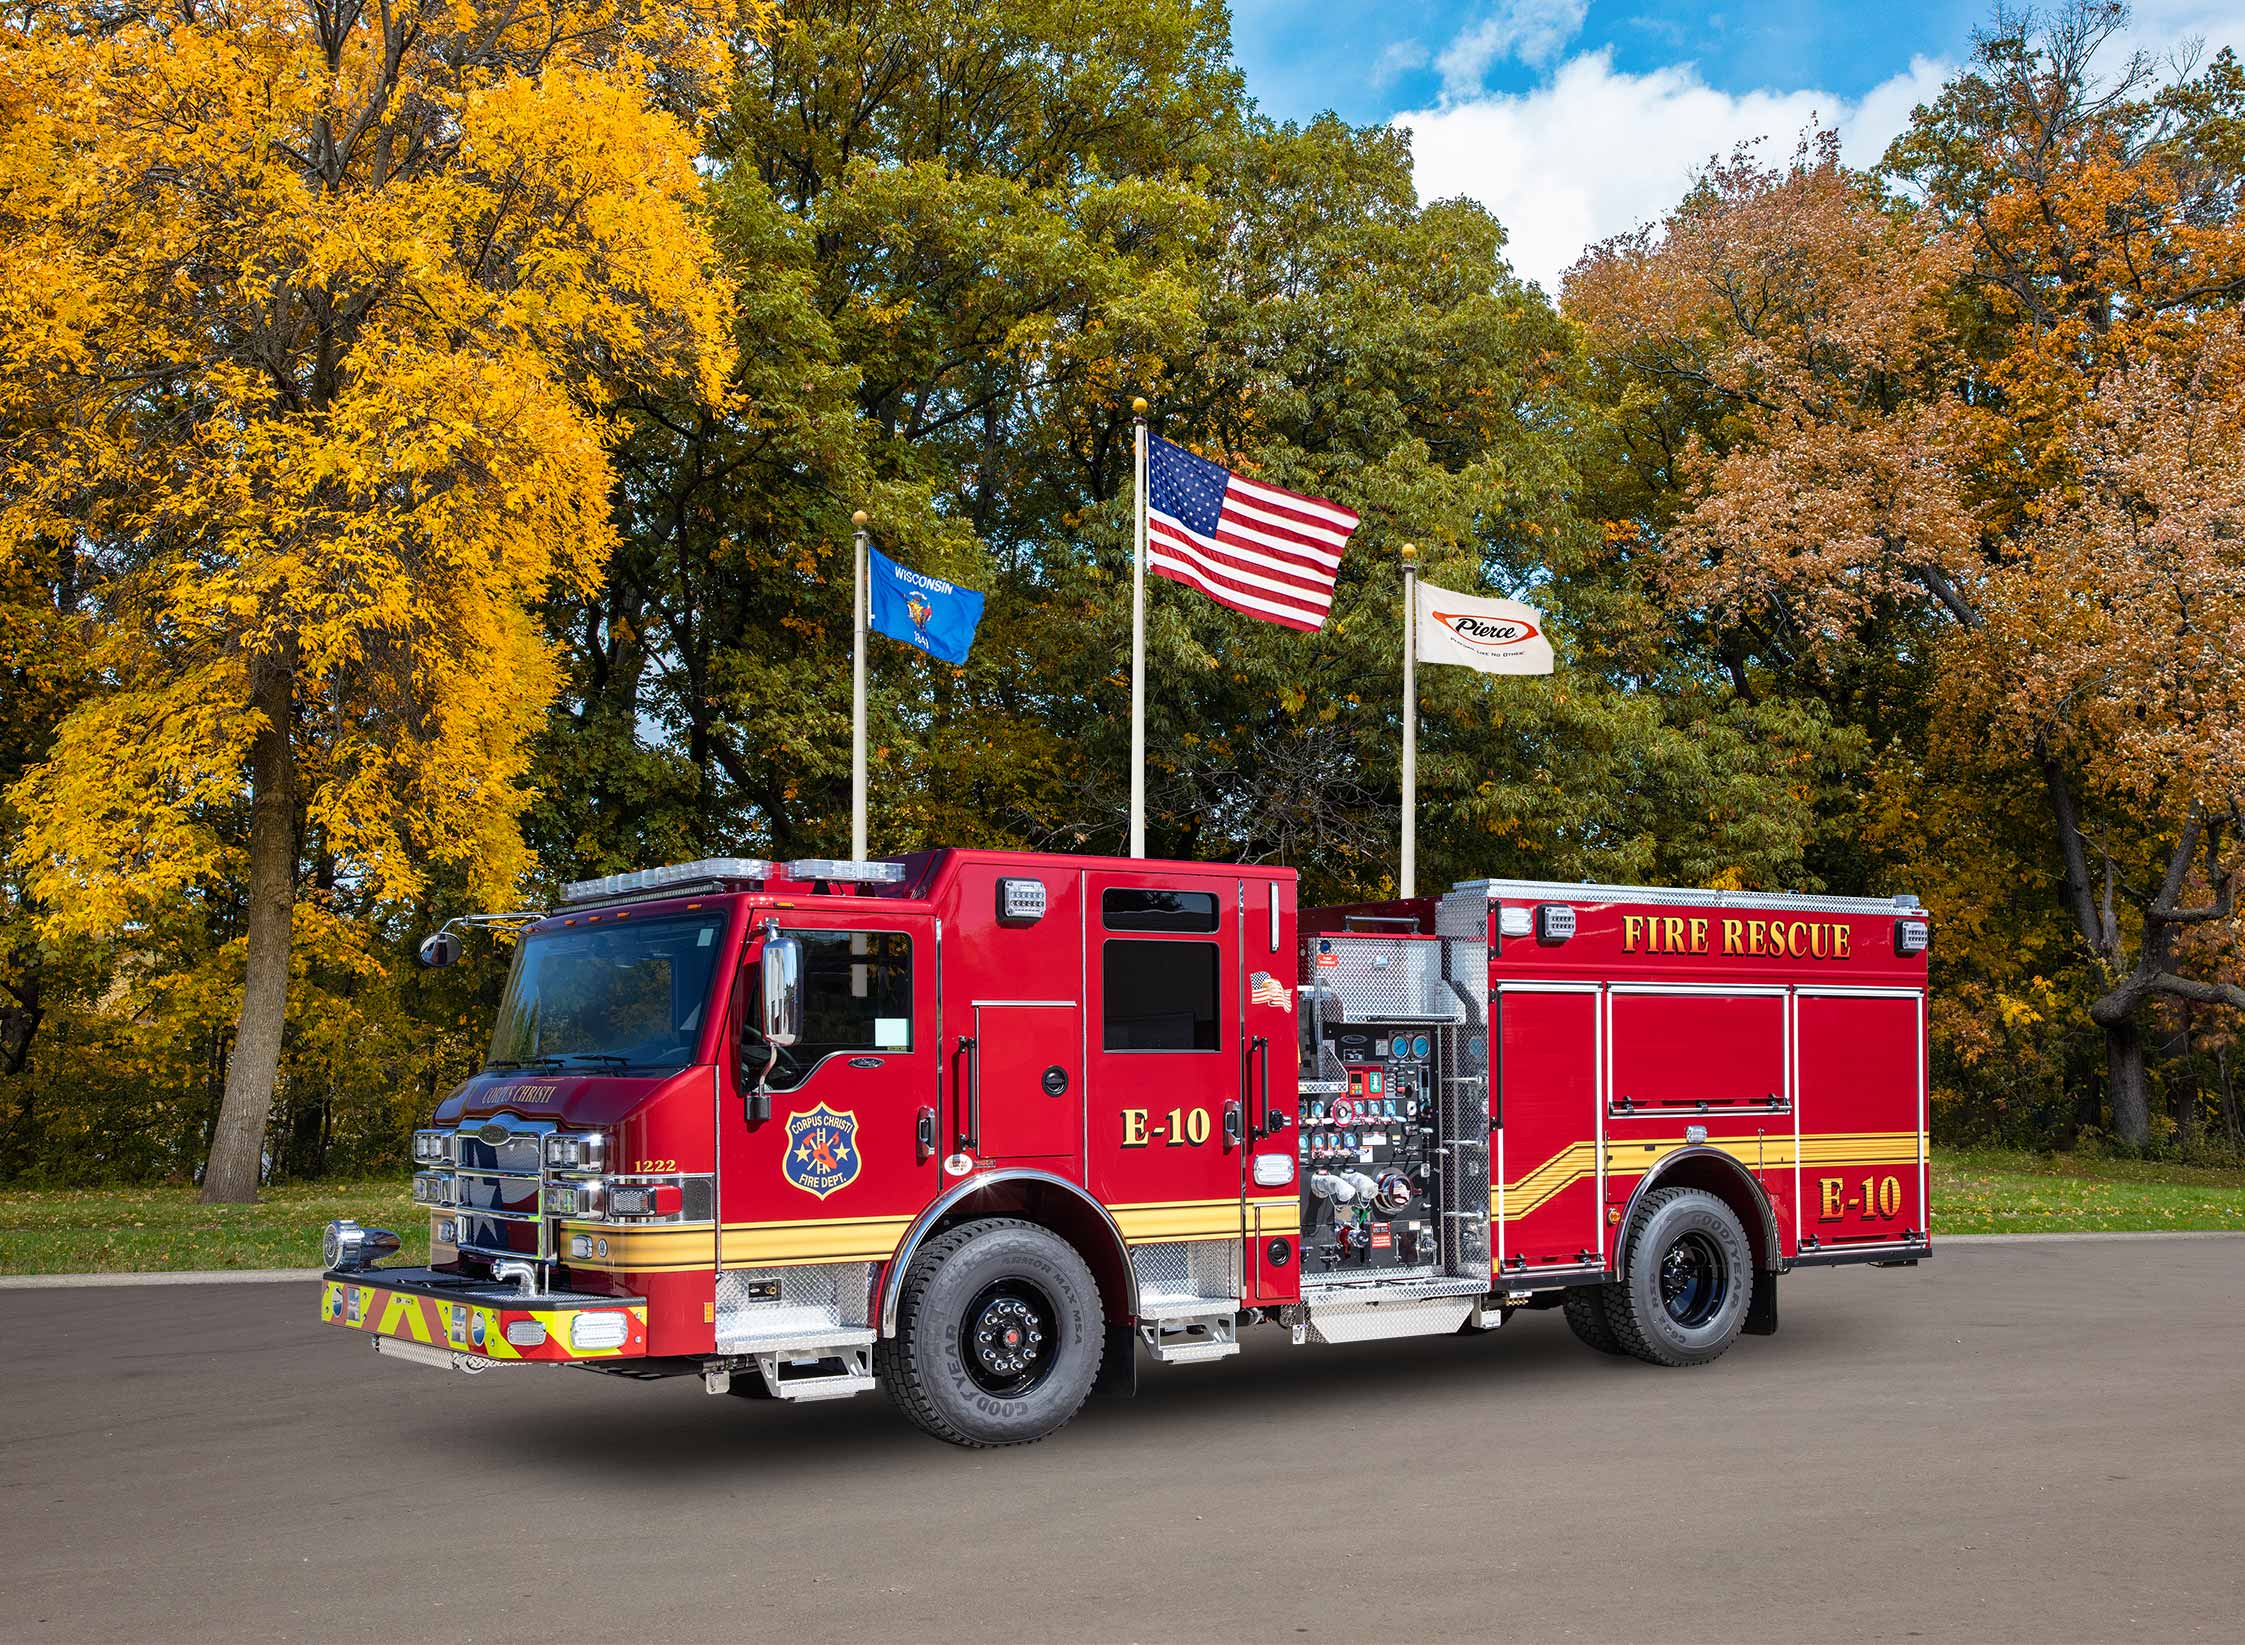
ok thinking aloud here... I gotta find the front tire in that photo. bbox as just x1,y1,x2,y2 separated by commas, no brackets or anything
876,1217,1104,1448
1602,1188,1753,1367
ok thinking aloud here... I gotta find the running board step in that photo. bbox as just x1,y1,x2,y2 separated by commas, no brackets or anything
1139,1314,1240,1364
756,1345,876,1402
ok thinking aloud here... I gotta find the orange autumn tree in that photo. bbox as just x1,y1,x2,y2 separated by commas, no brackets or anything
1884,4,2245,1135
1952,323,2245,1068
0,0,748,1200
1571,5,2245,1141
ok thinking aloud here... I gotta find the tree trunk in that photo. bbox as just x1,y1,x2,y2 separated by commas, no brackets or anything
2104,1018,2149,1148
200,660,297,1204
2176,1008,2199,1151
2218,1046,2241,1150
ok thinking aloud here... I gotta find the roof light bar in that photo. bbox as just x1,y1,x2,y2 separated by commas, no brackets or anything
784,858,908,885
561,858,774,905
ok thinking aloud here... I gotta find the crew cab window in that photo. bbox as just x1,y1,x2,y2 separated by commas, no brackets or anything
750,930,913,1091
1102,887,1219,932
1103,940,1220,1050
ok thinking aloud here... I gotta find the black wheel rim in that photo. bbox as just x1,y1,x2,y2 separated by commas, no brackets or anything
1658,1230,1730,1329
962,1279,1059,1397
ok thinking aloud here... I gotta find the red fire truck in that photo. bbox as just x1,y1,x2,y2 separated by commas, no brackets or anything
320,850,1930,1447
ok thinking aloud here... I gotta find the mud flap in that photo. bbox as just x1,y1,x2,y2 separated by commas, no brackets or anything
1094,1321,1138,1399
1744,1267,1779,1336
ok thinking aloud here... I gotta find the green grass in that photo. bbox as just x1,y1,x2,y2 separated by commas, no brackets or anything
1930,1148,2245,1234
1,1151,2239,1273
0,1180,423,1275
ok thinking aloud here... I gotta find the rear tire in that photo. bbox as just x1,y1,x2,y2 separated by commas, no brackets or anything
875,1217,1103,1448
1562,1285,1626,1354
1603,1187,1753,1368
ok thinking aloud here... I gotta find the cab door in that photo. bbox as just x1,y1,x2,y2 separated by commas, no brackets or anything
1083,867,1247,1287
718,916,940,1276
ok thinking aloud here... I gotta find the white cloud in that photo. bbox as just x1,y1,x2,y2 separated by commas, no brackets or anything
1401,50,1951,295
2131,0,2245,61
1371,37,1432,93
1402,5,2245,297
1436,0,1591,99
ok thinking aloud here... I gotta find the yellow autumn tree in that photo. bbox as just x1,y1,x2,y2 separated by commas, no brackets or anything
0,0,751,1200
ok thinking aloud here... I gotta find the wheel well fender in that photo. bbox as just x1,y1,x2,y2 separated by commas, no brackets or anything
877,1169,1138,1336
1614,1148,1780,1274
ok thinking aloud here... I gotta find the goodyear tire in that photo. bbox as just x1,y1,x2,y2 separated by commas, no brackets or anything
1603,1187,1753,1368
1561,1285,1626,1355
876,1217,1103,1448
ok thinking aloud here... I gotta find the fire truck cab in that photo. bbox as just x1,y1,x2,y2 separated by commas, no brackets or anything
320,849,1930,1447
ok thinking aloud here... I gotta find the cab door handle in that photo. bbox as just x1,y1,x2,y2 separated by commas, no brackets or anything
1250,1034,1272,1136
953,1035,979,1152
916,1106,937,1163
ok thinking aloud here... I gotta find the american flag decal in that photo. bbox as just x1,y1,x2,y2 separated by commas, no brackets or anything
1146,435,1359,632
1250,971,1293,1012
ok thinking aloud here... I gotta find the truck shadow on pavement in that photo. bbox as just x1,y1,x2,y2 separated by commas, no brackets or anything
433,1304,1872,1485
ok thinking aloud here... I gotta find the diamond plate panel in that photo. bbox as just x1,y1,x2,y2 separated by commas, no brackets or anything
1295,1292,1475,1343
1435,885,1490,1030
717,1263,875,1349
1306,936,1461,1021
1436,1020,1493,1279
1132,1239,1241,1314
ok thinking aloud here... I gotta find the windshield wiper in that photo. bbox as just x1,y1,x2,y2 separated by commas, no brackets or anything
550,1052,632,1068
484,1057,565,1072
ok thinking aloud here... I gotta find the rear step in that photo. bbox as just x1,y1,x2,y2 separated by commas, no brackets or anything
1139,1313,1240,1364
755,1345,877,1401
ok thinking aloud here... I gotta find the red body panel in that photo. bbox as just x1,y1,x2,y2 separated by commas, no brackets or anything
1488,890,1928,1275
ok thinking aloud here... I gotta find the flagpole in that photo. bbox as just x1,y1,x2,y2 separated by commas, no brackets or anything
1400,541,1417,899
851,509,869,862
1130,396,1149,858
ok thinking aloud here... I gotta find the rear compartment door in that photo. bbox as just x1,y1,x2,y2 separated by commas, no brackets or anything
1494,983,1603,1275
1793,989,1927,1253
1604,985,1791,1245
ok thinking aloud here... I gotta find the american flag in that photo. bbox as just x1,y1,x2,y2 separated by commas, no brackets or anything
1146,435,1359,632
1249,970,1294,1012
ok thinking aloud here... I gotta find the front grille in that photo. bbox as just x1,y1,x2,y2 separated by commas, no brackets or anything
429,1115,713,1271
444,1115,558,1263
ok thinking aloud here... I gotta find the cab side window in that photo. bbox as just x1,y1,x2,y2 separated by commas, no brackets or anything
759,930,913,1090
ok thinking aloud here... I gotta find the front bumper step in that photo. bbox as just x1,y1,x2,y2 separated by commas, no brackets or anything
321,1266,648,1364
370,1336,532,1374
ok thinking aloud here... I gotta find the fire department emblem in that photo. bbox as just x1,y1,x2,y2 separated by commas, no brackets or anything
783,1104,861,1200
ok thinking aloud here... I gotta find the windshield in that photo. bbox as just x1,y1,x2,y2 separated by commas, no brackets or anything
487,911,728,1072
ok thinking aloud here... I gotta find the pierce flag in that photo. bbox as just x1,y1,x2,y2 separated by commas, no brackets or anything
1414,580,1554,674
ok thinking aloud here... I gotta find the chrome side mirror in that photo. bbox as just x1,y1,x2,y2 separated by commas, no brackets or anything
760,934,803,1048
743,932,804,1125
417,930,463,968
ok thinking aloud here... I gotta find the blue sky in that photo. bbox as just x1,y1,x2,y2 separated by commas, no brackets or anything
1228,0,2245,291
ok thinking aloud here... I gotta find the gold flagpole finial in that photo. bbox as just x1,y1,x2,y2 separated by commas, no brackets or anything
851,509,869,529
1132,397,1149,416
1401,541,1417,561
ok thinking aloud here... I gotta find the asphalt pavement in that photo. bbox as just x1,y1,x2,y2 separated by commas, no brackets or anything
3,1236,2240,1643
